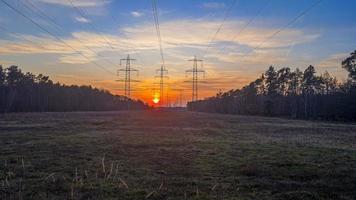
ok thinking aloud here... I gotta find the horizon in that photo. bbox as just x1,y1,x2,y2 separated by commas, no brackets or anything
0,0,355,106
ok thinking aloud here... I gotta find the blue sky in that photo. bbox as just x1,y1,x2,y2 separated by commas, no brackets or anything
0,0,355,104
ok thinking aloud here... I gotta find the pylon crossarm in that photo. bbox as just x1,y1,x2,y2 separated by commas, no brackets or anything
155,75,169,78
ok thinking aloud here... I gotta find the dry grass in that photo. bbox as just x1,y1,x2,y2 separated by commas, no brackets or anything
1,110,356,199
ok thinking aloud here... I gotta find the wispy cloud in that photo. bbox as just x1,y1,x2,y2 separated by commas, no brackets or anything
0,32,125,64
0,18,320,67
316,53,349,81
201,2,226,9
318,53,348,68
75,16,91,23
37,0,111,7
131,11,144,18
123,19,319,58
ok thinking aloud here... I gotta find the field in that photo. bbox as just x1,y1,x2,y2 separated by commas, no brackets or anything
1,110,356,200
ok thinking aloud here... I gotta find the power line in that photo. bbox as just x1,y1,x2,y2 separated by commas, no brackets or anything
23,0,63,30
0,25,112,85
21,0,118,68
241,0,323,60
0,24,47,51
67,0,118,52
68,0,146,100
151,0,169,106
0,0,115,75
220,0,271,53
106,8,143,60
151,0,165,67
203,0,237,58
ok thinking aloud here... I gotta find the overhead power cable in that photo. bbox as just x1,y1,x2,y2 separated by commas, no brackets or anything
67,0,118,52
106,9,143,60
220,0,271,53
0,24,47,50
21,0,118,68
0,0,115,75
151,0,165,67
203,0,237,58
241,0,323,59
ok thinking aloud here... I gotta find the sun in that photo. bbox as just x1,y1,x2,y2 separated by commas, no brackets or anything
153,96,160,104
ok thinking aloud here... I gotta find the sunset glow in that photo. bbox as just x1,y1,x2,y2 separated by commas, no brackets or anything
1,0,356,198
152,94,159,104
153,96,160,104
0,0,355,105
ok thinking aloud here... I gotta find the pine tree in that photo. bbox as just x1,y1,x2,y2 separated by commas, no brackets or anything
265,66,278,96
342,50,356,83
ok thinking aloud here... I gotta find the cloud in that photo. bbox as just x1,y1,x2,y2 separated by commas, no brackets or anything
123,19,318,48
316,53,349,81
122,19,319,66
202,2,226,9
37,0,111,7
131,11,144,18
0,60,13,65
75,16,90,23
214,49,290,66
0,32,125,64
318,53,348,68
0,18,319,68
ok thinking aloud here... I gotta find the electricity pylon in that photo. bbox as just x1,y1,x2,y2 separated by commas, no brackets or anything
155,65,168,106
117,54,139,98
172,89,184,107
186,56,205,102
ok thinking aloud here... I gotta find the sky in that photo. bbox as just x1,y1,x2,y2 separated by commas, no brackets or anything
0,0,355,106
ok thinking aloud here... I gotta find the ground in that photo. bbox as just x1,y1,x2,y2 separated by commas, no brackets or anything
1,110,356,200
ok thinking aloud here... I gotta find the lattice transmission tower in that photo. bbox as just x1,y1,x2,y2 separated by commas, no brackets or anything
155,65,169,106
117,54,139,98
172,89,184,107
186,56,205,102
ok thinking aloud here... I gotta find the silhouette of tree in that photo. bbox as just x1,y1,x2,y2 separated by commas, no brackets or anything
289,68,303,95
342,50,356,82
302,65,318,94
188,50,356,121
321,71,337,94
0,65,147,113
265,66,278,96
277,67,291,96
0,65,5,85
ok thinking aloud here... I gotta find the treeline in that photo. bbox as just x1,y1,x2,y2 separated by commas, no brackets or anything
0,65,147,113
188,50,356,121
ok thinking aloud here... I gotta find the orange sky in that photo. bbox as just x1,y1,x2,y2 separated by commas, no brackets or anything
0,0,353,106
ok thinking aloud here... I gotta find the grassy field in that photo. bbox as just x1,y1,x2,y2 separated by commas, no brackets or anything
1,110,356,200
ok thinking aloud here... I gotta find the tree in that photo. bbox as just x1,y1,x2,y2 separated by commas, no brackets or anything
302,65,318,94
277,67,291,95
6,65,24,86
0,65,5,112
302,65,318,118
0,65,5,86
289,68,303,95
265,66,278,96
321,71,337,94
188,62,356,121
342,50,356,82
0,65,147,113
254,74,266,95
